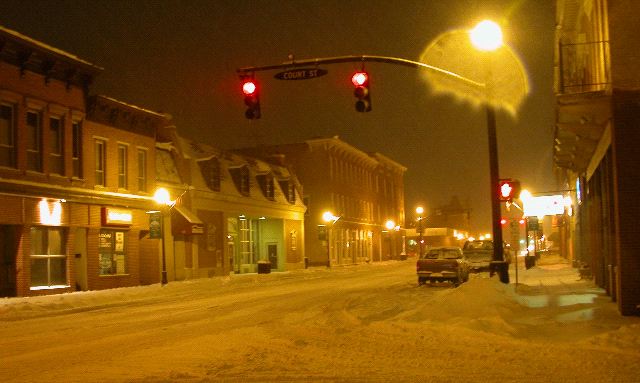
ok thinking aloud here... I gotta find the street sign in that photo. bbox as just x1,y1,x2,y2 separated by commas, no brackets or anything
274,68,328,80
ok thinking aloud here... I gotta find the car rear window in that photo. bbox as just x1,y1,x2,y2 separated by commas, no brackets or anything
423,249,462,259
465,241,493,250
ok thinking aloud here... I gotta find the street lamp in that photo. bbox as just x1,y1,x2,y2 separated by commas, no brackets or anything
470,20,509,283
415,206,425,257
385,220,396,260
322,211,340,267
153,187,175,285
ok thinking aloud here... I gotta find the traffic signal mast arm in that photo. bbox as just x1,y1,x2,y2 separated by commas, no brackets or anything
237,55,485,89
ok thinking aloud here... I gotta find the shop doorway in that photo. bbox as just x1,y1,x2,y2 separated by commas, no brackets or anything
268,243,278,270
0,225,17,297
73,228,88,291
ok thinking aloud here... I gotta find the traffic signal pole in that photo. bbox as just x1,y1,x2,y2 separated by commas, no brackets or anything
487,105,509,283
237,55,484,89
238,55,509,284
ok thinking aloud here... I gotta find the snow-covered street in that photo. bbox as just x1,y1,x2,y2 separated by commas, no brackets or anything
1,256,639,382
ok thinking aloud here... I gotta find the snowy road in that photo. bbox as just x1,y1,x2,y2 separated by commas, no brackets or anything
1,259,639,382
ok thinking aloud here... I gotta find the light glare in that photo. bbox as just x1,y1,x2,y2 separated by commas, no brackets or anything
351,72,368,86
470,20,503,51
242,81,257,95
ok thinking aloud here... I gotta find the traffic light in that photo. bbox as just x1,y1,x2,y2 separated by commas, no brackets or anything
498,179,521,202
351,71,371,112
242,77,261,119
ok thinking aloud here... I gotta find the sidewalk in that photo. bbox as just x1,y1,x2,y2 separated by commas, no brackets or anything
505,254,624,324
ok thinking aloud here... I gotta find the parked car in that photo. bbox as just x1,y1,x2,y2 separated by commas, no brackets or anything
416,246,470,286
462,239,512,272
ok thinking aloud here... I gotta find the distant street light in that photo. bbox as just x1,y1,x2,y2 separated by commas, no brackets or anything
323,211,340,267
153,187,175,285
415,206,425,257
470,20,509,284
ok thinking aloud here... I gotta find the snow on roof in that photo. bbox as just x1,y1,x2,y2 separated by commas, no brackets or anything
96,95,168,118
175,136,220,161
0,24,103,71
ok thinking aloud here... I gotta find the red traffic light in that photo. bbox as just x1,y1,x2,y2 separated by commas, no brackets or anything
351,71,371,112
242,80,257,95
352,72,368,87
498,179,520,202
241,77,261,120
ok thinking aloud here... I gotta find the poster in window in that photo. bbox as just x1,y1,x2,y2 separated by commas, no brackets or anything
99,253,113,274
99,232,112,249
115,231,124,252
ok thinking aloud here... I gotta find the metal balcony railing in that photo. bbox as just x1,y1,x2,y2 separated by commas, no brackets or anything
558,40,611,94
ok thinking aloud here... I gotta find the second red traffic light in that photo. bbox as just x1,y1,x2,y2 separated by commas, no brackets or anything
351,71,371,112
242,78,261,120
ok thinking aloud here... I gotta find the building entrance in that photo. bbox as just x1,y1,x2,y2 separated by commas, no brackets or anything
0,225,18,297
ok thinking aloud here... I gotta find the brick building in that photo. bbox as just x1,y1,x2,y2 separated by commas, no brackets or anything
0,25,169,296
553,0,640,315
235,136,406,266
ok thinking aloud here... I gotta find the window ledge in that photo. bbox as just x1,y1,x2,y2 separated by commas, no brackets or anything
99,274,130,277
30,285,70,291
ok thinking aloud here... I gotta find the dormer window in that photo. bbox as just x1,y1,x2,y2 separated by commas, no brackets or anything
230,165,250,196
257,174,275,201
199,157,221,192
279,180,296,204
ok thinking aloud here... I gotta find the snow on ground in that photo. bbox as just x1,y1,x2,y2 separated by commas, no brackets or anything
1,255,639,382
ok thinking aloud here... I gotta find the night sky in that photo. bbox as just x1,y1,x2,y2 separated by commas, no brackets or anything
0,0,556,234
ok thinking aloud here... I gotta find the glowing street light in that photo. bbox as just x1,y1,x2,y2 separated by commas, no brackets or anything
415,206,425,257
322,211,340,267
153,187,175,285
385,220,396,231
470,20,503,51
470,20,509,284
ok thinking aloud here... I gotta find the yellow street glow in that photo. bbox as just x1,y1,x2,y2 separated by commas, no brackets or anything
470,20,503,51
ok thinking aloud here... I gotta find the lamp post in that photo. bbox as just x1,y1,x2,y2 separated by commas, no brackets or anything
322,211,340,268
153,187,175,285
470,20,509,283
385,220,396,260
415,206,424,257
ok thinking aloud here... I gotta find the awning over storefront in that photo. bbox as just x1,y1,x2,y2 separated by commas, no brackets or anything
171,205,204,235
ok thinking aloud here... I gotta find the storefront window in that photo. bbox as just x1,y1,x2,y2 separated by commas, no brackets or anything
98,229,127,275
30,226,67,288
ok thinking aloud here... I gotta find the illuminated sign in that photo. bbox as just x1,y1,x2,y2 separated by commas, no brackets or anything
38,199,63,225
522,195,566,217
102,207,133,226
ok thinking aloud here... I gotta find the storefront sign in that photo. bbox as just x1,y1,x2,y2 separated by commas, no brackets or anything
102,207,133,226
191,224,204,234
522,195,565,217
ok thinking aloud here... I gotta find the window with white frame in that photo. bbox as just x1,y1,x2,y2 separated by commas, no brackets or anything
26,111,42,172
117,144,128,189
0,103,16,168
137,148,147,192
72,121,82,178
30,226,67,288
49,116,64,175
95,139,106,186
